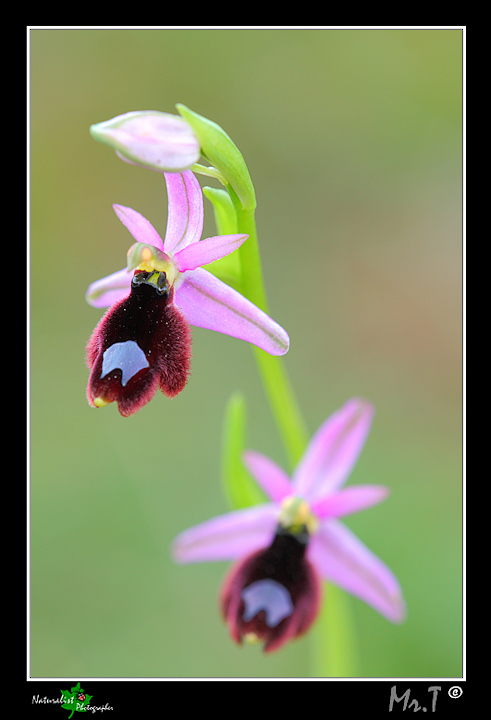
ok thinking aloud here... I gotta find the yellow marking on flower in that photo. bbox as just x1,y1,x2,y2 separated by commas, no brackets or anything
93,396,111,408
243,632,262,646
126,242,178,286
141,246,153,262
278,496,319,535
144,271,165,289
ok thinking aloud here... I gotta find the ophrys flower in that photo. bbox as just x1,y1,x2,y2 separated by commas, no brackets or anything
85,171,289,416
172,398,405,651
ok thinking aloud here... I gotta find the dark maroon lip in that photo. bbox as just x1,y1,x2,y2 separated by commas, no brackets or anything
220,525,322,652
86,278,191,416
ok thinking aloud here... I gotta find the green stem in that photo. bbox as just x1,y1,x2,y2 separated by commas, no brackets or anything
229,185,358,676
310,583,360,677
230,189,309,470
192,163,228,185
252,349,308,470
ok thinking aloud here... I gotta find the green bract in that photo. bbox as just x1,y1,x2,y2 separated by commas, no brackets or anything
177,104,256,210
221,392,267,510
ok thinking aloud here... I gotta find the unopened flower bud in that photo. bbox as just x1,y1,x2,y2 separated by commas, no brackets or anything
90,111,200,172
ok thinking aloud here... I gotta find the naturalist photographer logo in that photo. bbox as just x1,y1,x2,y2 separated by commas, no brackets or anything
32,682,113,716
60,682,93,717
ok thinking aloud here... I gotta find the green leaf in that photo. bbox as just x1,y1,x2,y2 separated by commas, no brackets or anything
202,186,237,235
176,104,256,210
201,186,242,291
221,392,267,510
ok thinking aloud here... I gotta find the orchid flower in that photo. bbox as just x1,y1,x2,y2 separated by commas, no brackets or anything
172,398,406,652
86,170,289,416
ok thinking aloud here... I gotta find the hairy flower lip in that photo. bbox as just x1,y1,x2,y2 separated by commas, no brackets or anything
172,397,406,651
86,281,191,416
220,526,322,652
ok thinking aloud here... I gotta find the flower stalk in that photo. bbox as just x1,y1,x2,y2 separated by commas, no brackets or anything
233,192,309,468
204,140,364,673
205,177,309,470
310,582,361,677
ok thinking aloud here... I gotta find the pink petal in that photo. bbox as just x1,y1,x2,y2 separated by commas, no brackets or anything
174,267,290,356
308,519,406,623
171,504,278,564
112,204,165,251
85,267,132,308
311,485,389,520
242,450,292,503
173,233,248,272
293,398,375,503
163,171,204,255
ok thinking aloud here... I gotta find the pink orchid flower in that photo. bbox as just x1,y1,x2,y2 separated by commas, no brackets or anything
172,398,406,652
86,170,289,416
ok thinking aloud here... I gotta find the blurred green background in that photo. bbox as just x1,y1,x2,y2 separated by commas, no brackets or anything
30,28,462,678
